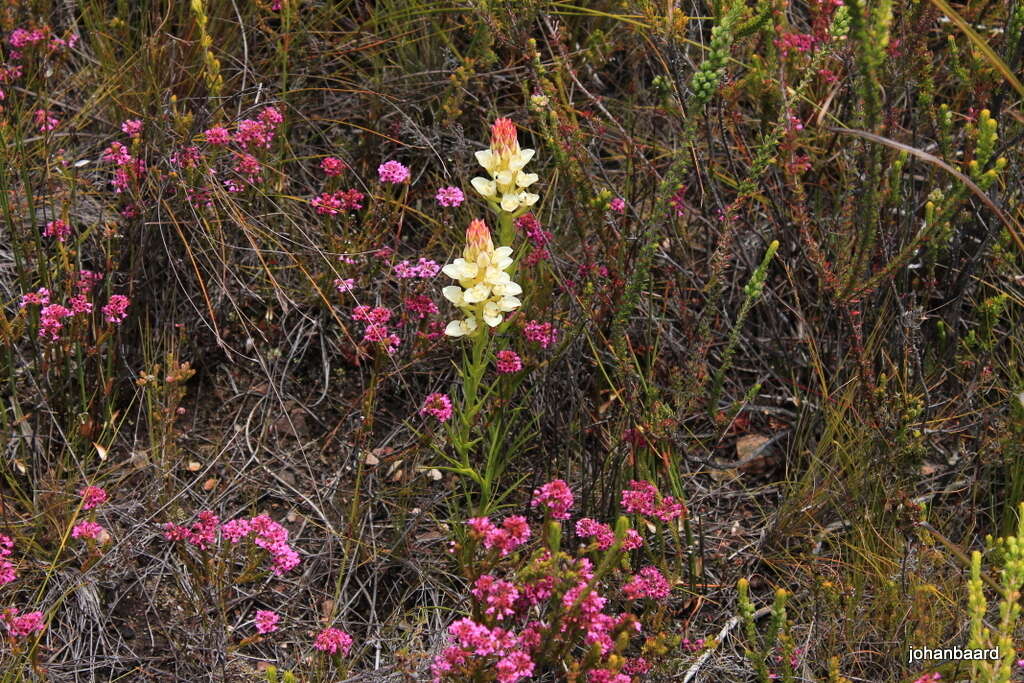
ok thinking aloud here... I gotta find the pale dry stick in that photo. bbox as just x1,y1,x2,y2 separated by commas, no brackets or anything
682,604,772,682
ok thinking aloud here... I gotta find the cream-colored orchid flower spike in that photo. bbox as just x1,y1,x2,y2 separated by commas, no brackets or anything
442,219,522,337
470,118,539,215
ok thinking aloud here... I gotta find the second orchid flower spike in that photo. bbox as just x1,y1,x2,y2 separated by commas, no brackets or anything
441,219,522,337
471,118,540,215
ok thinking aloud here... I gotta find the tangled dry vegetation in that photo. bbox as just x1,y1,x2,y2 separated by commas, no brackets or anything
1,0,1023,681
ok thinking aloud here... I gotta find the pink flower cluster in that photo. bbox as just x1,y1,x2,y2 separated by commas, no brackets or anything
43,219,72,242
466,516,530,557
531,479,574,520
19,279,127,341
622,566,671,600
34,109,59,132
433,480,686,681
314,626,353,655
377,160,410,184
311,189,364,214
435,186,465,207
432,618,534,682
420,393,453,422
404,295,438,319
514,213,549,245
609,197,626,213
333,277,355,293
254,609,280,634
1,608,45,638
495,350,522,374
163,512,301,576
523,320,558,349
0,535,15,587
773,31,818,58
233,106,283,150
121,119,143,137
102,294,130,324
393,258,440,279
320,156,347,176
72,521,105,540
80,485,108,509
102,140,147,193
620,480,686,522
352,305,400,354
575,518,643,551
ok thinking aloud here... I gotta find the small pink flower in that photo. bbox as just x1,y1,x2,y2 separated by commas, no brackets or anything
495,651,534,682
320,157,347,176
76,270,103,294
69,294,93,315
2,609,45,638
0,561,15,586
377,160,410,184
435,186,465,207
404,295,438,319
121,119,143,137
333,278,355,293
495,350,522,374
622,566,671,600
221,519,252,543
20,287,50,308
39,304,71,341
576,518,615,549
254,610,280,634
102,295,130,324
394,258,440,279
34,109,59,132
420,393,453,422
523,320,558,349
72,521,105,540
531,479,574,520
314,627,353,655
609,197,626,213
43,219,72,242
204,126,231,146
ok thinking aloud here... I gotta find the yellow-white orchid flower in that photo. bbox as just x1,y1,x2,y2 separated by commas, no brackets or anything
442,219,522,336
470,118,539,214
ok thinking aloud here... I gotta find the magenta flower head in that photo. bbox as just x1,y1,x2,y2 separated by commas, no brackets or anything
102,295,130,324
314,627,353,655
80,486,108,510
495,350,522,374
420,393,453,422
435,186,465,207
254,610,280,634
320,156,347,176
377,159,410,184
121,119,143,137
530,479,573,520
43,219,72,242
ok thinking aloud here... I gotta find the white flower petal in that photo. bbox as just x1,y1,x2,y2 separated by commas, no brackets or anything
483,303,502,327
500,193,520,213
442,286,465,305
498,296,521,311
522,192,539,207
493,281,522,296
445,320,467,337
471,176,497,198
463,283,491,303
494,246,513,259
516,172,539,188
475,150,496,173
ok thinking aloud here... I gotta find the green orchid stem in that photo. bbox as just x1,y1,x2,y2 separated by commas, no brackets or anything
454,325,494,512
497,210,514,247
